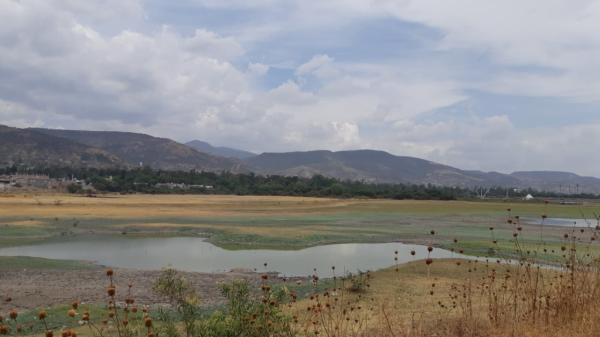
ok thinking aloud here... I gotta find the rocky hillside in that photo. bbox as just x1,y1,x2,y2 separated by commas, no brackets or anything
510,171,600,193
245,150,523,186
33,128,256,173
0,125,130,168
3,124,598,192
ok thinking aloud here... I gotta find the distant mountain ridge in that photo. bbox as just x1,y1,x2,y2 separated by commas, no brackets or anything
186,140,256,159
0,124,598,193
511,171,600,183
0,125,130,168
244,150,600,193
32,128,255,173
245,150,525,186
510,171,600,192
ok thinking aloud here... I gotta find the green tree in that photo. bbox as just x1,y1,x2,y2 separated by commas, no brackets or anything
66,183,83,194
328,183,346,196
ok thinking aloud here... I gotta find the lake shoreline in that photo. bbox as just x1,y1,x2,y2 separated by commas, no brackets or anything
0,265,297,313
0,234,454,277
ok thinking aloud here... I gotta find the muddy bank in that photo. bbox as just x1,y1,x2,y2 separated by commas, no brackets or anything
0,267,294,313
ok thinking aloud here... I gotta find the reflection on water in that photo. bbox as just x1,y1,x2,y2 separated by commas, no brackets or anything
0,235,460,276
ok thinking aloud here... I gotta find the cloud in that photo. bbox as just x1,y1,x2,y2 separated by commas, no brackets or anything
0,0,249,133
190,0,279,9
380,0,600,101
360,104,391,127
247,62,269,77
268,81,318,106
2,0,600,177
332,122,361,147
195,0,600,102
53,0,146,23
211,98,272,125
362,113,600,177
0,98,49,128
295,54,334,76
182,28,244,60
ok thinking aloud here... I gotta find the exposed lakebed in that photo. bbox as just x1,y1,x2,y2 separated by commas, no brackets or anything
0,234,459,276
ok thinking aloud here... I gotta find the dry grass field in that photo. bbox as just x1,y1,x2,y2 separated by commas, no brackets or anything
1,194,594,219
0,194,352,219
3,195,600,336
1,194,599,252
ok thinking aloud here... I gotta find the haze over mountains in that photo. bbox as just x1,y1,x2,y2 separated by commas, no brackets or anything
185,140,257,159
1,125,599,193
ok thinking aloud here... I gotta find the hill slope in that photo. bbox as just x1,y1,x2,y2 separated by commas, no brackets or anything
33,129,256,173
511,171,600,184
186,140,256,159
7,124,599,192
0,125,129,168
245,150,524,186
510,171,600,192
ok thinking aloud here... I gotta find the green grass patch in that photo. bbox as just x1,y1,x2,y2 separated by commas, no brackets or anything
0,256,99,271
0,224,63,237
0,237,47,248
13,305,156,335
2,200,597,250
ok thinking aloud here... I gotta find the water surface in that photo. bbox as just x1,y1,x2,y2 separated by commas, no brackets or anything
0,234,459,276
524,218,598,227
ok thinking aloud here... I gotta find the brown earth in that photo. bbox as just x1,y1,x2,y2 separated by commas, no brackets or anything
0,267,299,313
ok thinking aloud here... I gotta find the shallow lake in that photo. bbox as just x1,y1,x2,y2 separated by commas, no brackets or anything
524,218,599,227
0,235,460,276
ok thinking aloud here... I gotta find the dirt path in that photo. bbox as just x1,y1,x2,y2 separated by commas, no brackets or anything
0,267,290,313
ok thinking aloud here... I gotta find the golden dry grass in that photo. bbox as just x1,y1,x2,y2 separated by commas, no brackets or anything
0,194,352,219
288,256,600,337
14,258,600,337
0,194,597,218
2,194,595,220
287,259,471,334
2,194,599,251
5,220,46,228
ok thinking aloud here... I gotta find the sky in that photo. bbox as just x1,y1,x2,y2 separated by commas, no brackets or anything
1,0,599,175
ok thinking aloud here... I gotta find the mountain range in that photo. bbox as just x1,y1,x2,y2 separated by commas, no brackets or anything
0,124,598,192
244,151,600,192
32,128,254,173
245,150,505,185
185,140,257,159
0,125,129,169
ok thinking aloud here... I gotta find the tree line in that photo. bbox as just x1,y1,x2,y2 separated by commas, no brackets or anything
1,164,597,200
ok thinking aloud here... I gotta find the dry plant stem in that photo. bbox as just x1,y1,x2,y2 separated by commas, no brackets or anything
413,254,418,273
109,274,122,337
380,301,397,337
